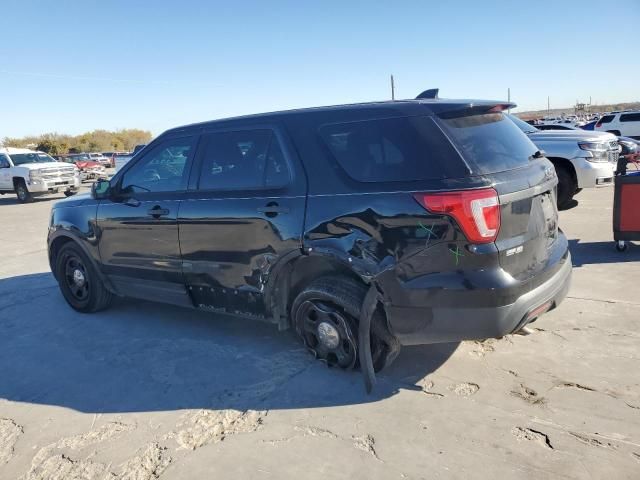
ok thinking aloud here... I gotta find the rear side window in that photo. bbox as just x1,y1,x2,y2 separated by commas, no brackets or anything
620,113,640,122
319,116,468,182
197,129,290,191
436,113,537,174
599,115,614,124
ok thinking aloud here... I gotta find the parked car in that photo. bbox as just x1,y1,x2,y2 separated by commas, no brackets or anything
102,151,129,168
48,96,572,374
113,152,135,172
509,115,618,207
594,111,640,139
0,147,79,202
536,124,580,131
618,136,640,164
59,154,107,180
89,152,111,166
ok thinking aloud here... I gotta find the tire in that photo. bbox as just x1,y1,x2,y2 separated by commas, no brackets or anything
14,179,33,203
55,242,113,313
64,190,77,197
291,276,393,371
555,165,576,209
607,130,621,136
616,241,628,252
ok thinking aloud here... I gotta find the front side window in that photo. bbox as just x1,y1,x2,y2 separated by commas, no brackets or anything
0,155,10,168
197,129,290,191
120,137,194,193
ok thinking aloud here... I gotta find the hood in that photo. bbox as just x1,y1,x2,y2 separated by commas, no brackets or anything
15,162,71,170
52,192,94,208
528,130,616,142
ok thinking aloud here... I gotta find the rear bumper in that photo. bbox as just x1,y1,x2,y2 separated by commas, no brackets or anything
384,249,572,346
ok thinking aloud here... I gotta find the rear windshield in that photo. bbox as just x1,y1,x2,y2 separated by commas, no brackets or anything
437,113,537,174
319,116,468,182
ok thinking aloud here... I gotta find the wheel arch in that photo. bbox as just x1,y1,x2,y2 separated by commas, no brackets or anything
547,157,578,189
12,176,27,188
264,251,369,330
48,231,117,294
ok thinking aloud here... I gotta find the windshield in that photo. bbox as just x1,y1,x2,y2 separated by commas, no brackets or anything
507,114,539,134
10,152,57,165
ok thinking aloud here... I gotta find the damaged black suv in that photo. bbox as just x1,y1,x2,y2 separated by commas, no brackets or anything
48,93,572,380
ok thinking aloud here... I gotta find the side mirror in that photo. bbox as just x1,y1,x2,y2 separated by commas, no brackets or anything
92,179,111,199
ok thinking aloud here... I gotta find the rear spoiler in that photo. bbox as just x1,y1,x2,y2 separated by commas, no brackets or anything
436,102,517,119
415,88,515,118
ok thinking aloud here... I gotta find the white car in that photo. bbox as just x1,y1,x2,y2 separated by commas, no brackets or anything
89,152,112,166
0,147,80,203
594,111,640,139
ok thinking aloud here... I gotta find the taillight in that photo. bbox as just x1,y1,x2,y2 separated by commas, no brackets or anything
595,121,602,128
413,188,501,243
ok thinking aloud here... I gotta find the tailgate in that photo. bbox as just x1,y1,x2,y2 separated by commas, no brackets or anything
492,162,559,281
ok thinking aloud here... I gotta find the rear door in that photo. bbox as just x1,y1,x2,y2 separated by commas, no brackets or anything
437,112,563,281
178,125,307,317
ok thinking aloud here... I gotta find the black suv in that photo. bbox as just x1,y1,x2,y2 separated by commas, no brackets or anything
48,96,572,374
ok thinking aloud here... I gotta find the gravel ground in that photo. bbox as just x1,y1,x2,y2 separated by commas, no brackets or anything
0,185,638,479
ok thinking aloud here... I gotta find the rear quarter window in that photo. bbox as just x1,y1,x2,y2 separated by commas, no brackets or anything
620,113,640,122
319,116,469,183
436,113,537,174
599,115,615,124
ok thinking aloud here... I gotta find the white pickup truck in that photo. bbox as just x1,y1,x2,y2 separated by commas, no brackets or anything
0,147,80,203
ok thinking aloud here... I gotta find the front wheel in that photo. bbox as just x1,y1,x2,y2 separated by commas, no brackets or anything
14,180,33,203
64,190,77,197
55,242,113,312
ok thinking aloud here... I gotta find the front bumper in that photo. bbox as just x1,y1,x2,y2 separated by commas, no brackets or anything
572,157,615,188
28,177,81,193
383,249,572,346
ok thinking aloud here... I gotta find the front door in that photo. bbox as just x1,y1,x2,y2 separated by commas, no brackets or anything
178,126,307,317
97,134,197,306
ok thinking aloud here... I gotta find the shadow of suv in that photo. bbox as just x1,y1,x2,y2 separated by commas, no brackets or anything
47,94,572,377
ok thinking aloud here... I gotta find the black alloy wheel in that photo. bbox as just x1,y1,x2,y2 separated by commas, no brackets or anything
63,254,90,303
295,300,358,369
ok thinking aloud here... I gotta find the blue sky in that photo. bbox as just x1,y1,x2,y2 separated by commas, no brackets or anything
1,0,638,138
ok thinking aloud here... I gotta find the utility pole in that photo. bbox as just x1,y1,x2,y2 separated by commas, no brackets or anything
390,75,395,101
547,96,550,114
507,88,511,114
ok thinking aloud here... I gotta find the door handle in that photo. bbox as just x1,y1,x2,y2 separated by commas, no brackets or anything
257,202,289,217
147,206,170,218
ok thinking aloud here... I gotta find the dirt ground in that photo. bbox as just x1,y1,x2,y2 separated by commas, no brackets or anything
0,186,639,479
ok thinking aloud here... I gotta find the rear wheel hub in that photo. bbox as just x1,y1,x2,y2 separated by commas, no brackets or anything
296,300,357,369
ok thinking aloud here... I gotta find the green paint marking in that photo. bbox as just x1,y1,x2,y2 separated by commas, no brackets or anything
418,222,438,247
448,246,464,266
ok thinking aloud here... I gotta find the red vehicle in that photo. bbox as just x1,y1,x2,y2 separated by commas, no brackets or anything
58,154,106,179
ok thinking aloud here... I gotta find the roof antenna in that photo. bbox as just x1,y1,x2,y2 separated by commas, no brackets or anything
416,88,439,100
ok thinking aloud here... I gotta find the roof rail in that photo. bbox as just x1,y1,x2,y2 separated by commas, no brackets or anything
416,88,439,100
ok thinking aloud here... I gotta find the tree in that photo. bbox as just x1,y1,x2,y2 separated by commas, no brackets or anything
36,139,59,155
